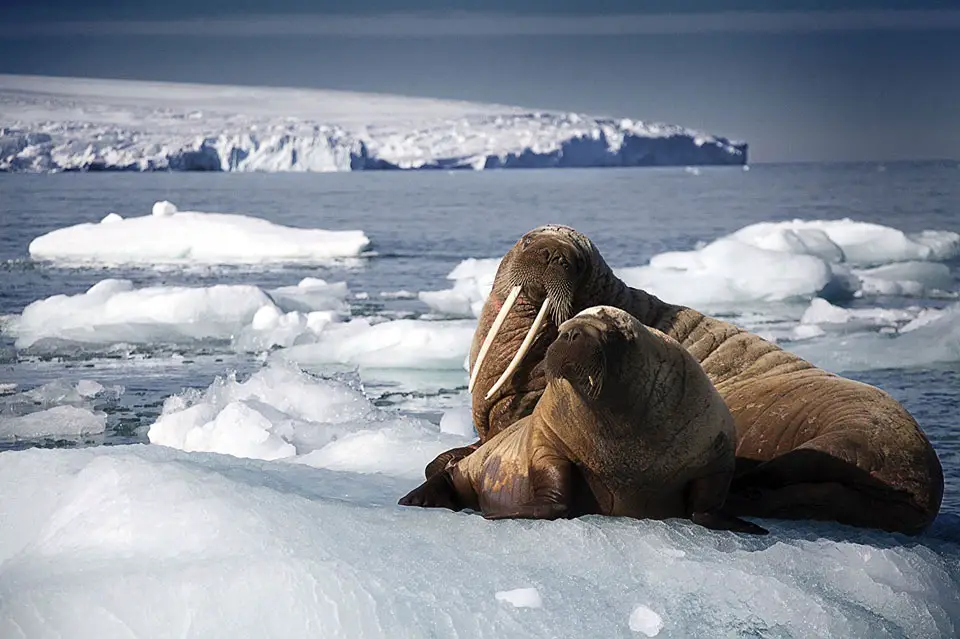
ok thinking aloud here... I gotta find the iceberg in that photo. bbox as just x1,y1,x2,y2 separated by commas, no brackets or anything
0,75,747,173
28,201,371,266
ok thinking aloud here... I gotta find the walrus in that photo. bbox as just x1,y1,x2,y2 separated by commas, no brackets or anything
402,306,767,535
426,225,944,535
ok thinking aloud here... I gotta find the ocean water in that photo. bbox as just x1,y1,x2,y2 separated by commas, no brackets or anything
1,164,959,499
2,163,960,637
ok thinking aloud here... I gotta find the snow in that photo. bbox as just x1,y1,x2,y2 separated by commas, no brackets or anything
28,200,371,266
0,75,747,173
629,605,664,636
1,432,957,637
425,219,960,316
495,588,544,609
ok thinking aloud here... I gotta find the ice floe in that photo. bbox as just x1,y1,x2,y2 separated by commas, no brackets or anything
27,200,371,266
7,277,351,351
0,438,957,637
274,317,477,372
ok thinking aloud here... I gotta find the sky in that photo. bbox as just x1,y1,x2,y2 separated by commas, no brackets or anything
1,1,958,163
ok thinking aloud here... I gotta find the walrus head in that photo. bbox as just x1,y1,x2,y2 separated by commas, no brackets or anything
469,226,598,398
466,226,632,442
544,305,640,404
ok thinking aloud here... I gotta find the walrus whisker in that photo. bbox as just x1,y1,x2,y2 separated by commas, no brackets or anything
469,284,521,393
485,296,551,400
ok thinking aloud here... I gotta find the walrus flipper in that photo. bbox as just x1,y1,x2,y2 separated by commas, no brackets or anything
481,455,574,521
398,469,465,512
424,442,480,479
690,511,769,535
686,472,769,535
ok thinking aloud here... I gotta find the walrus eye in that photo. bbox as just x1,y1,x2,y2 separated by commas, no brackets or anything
558,256,569,270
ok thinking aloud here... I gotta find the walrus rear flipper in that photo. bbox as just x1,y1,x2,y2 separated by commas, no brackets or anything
424,442,480,479
398,469,465,511
690,511,769,535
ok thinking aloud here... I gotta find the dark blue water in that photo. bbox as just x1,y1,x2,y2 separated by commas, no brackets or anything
1,162,959,516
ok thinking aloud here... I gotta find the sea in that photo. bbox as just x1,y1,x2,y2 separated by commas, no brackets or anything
1,162,959,637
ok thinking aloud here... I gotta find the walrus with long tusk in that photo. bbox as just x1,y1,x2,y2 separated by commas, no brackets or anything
426,225,944,535
402,305,768,535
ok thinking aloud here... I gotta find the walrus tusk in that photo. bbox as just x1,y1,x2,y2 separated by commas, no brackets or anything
485,296,551,400
469,285,521,393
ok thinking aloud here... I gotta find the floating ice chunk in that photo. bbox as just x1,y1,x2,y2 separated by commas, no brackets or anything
148,361,470,473
495,587,543,609
151,200,177,216
277,317,476,371
629,605,664,636
266,277,350,313
617,238,844,308
420,257,501,318
0,405,106,440
100,212,123,223
854,262,956,297
789,302,960,371
731,219,960,267
0,383,16,395
439,406,477,437
798,298,922,332
74,379,104,398
28,201,371,266
9,278,277,349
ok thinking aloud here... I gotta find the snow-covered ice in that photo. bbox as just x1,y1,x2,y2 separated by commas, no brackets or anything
495,588,543,609
1,427,957,637
0,75,747,173
419,257,501,318
28,200,371,266
148,361,471,475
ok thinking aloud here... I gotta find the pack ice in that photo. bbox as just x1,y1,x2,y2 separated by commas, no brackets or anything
0,361,958,638
0,75,747,173
420,218,960,315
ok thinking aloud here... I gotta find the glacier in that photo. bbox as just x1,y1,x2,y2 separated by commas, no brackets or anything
0,75,747,173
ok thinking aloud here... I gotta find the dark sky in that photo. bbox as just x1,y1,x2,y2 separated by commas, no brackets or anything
2,1,959,163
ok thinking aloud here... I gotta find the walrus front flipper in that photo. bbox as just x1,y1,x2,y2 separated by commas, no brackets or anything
424,442,480,479
481,455,574,521
398,469,464,512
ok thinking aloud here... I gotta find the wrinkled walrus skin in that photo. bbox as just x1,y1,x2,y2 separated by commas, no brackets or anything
426,225,944,535
402,306,767,535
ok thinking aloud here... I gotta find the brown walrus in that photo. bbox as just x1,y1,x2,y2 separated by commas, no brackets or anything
426,225,944,535
402,305,767,535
